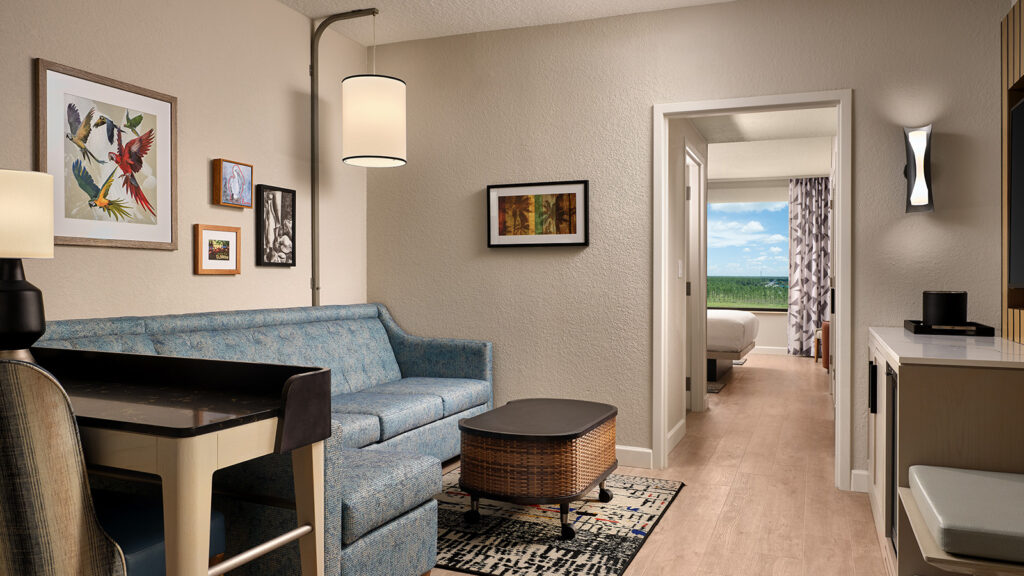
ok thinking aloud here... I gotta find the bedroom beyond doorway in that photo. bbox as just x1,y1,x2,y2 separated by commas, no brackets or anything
652,91,853,491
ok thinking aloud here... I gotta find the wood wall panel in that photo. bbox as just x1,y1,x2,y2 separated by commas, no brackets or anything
1016,3,1021,85
1004,15,1010,340
1018,2,1024,84
1001,6,1024,343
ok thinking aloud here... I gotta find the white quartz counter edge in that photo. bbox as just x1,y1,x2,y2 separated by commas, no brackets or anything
869,327,1024,370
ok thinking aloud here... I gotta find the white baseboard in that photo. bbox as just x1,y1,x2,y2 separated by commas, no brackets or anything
850,469,870,493
753,346,788,355
667,419,686,453
616,445,653,469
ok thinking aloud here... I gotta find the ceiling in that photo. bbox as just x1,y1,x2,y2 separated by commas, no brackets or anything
707,137,834,180
279,0,734,45
691,107,837,144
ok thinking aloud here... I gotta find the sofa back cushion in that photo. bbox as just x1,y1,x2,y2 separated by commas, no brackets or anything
39,305,401,395
38,317,156,355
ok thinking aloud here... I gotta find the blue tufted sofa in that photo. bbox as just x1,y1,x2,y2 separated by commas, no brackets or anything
37,303,493,576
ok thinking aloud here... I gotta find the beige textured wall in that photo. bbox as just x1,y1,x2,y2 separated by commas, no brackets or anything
367,0,1006,465
0,0,368,320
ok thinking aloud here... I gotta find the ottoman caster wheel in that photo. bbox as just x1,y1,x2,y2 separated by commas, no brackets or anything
599,487,614,503
560,524,576,540
464,509,481,524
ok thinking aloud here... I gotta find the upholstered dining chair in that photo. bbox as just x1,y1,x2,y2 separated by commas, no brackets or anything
0,359,225,576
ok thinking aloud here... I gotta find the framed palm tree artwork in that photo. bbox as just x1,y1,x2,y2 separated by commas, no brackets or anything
36,59,177,250
487,180,589,247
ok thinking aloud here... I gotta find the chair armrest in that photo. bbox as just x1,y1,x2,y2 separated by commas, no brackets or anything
379,306,493,382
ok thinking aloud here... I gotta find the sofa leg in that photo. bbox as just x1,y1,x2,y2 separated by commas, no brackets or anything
422,571,432,576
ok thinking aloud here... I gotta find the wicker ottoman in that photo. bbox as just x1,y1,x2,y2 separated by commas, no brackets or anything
458,398,618,540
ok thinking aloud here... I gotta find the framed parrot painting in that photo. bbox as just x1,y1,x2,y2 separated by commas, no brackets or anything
36,59,177,250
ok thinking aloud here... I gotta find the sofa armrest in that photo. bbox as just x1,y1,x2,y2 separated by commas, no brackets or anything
379,306,493,382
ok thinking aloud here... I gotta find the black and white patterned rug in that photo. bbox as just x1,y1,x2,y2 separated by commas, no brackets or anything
435,467,684,576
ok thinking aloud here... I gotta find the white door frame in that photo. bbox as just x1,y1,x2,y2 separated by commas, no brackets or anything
651,90,854,491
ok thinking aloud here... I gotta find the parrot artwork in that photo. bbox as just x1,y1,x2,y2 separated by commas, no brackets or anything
71,159,132,221
93,115,125,145
124,111,143,137
108,128,156,216
65,104,105,165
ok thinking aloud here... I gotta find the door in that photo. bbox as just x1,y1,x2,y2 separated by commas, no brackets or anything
686,152,708,412
665,145,688,444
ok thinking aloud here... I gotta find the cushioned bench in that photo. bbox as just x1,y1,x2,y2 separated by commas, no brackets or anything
901,465,1024,575
39,304,493,576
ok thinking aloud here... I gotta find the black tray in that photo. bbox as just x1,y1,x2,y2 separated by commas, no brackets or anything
904,320,995,337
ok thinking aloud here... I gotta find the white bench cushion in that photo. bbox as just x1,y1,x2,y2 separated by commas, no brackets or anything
910,465,1024,563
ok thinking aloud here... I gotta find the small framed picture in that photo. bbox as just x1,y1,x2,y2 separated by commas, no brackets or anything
487,180,589,247
194,224,241,275
256,185,296,267
212,159,253,208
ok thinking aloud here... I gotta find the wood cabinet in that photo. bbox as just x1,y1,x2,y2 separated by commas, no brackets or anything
867,328,1024,576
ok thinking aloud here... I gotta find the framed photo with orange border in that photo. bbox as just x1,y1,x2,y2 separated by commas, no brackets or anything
487,180,589,247
194,224,241,275
212,159,253,208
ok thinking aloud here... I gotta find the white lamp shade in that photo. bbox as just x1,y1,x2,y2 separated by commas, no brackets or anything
342,74,406,168
907,129,929,205
0,170,54,259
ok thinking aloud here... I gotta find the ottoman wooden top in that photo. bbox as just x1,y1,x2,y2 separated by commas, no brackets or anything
459,398,617,440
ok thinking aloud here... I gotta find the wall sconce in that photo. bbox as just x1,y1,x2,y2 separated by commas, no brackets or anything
903,124,933,213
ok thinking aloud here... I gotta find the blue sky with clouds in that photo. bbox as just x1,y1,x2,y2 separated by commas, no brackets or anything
707,202,789,277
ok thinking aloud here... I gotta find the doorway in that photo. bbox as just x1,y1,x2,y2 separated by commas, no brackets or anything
651,90,854,492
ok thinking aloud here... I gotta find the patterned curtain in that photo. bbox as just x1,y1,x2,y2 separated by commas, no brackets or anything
788,177,831,356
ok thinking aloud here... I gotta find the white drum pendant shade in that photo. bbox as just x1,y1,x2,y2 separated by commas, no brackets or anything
342,74,406,167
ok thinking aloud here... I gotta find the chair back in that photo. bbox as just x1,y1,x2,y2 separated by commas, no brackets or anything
0,360,126,576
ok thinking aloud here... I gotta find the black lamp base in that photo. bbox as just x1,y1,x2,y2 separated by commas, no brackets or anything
0,258,45,358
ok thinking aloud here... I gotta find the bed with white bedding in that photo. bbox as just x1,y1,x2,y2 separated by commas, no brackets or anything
707,309,760,381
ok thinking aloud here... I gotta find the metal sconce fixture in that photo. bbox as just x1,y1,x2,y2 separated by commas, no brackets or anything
903,124,933,213
310,8,407,305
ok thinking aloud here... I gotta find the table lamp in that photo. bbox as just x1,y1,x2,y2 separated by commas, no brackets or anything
0,169,54,362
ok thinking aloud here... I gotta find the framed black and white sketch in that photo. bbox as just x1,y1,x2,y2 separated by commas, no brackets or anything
487,180,589,247
255,184,295,267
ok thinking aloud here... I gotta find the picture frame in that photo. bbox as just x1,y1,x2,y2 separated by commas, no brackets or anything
36,58,177,250
487,180,589,247
212,159,254,208
193,224,241,275
255,185,296,267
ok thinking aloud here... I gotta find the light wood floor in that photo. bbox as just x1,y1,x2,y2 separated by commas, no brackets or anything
435,354,887,576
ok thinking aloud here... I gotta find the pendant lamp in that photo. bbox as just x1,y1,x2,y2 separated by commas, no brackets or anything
342,12,406,167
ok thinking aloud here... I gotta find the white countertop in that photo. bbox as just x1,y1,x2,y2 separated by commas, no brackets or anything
869,327,1024,369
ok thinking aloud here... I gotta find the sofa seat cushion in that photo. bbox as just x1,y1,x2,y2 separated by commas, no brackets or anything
368,378,490,417
336,450,441,545
332,413,381,448
909,465,1024,563
331,393,443,441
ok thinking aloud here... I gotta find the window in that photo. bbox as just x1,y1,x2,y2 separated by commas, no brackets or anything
706,201,789,310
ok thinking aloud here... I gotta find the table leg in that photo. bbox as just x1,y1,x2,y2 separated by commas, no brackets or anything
559,502,575,540
464,496,481,523
157,435,217,576
293,441,325,576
